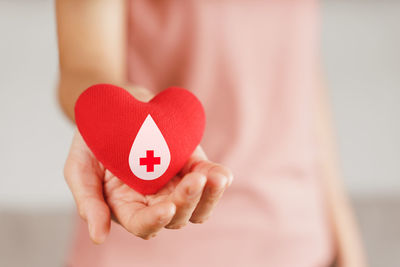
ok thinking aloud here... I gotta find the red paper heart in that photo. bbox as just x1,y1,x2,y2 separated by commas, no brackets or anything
75,84,205,195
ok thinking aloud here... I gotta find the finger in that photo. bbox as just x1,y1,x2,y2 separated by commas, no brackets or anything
115,201,176,240
64,135,110,244
182,147,233,186
165,172,207,229
179,146,208,176
190,168,228,223
189,162,233,223
192,160,234,186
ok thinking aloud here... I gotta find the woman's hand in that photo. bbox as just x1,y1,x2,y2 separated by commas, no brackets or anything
64,131,233,243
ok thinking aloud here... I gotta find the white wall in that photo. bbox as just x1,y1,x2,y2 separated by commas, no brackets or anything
0,1,74,209
322,1,400,196
0,0,399,210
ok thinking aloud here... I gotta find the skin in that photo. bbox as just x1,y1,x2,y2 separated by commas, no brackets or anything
65,132,232,241
57,0,233,243
56,0,367,265
315,78,368,267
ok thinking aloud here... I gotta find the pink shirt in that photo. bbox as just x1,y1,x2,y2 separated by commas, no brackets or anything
68,0,334,266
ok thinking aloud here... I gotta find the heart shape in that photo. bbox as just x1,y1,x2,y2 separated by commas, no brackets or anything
75,84,205,195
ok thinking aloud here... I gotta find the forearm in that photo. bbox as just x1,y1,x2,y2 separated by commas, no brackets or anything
56,0,131,122
322,167,367,267
316,81,367,267
58,72,154,122
58,71,117,122
334,201,367,267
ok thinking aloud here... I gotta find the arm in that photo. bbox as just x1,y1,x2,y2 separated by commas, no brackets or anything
315,81,368,267
56,0,126,121
56,0,151,121
56,0,233,243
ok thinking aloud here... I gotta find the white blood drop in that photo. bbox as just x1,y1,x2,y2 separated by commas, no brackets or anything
128,114,171,180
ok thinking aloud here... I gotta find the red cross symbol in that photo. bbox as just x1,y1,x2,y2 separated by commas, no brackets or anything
139,150,161,172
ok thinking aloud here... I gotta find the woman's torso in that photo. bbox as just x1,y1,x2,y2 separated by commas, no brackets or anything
68,1,334,266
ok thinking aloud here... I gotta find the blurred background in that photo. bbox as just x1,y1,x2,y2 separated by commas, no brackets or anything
0,0,399,266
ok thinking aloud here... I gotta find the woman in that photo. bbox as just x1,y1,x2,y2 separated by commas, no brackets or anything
57,0,366,266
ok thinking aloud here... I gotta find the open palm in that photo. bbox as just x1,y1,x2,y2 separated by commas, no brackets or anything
64,131,233,243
